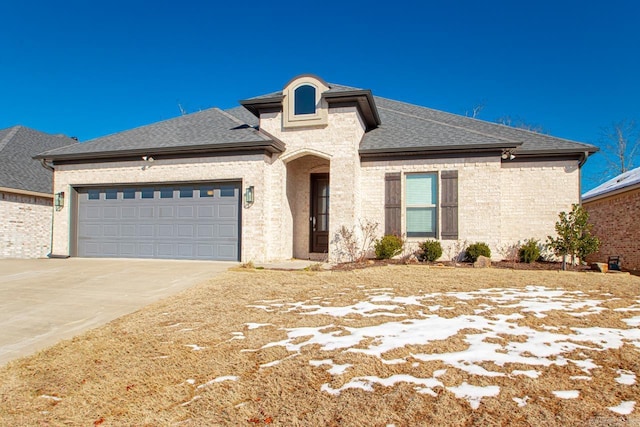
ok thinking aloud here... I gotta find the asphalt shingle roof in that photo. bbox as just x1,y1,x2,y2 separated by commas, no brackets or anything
362,96,596,155
37,80,596,161
0,126,77,194
582,166,640,201
38,107,272,159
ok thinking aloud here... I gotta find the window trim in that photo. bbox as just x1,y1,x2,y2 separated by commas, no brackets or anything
294,84,316,115
282,76,329,128
404,172,438,238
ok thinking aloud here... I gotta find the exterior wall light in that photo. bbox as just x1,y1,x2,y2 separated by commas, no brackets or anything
244,185,255,205
54,192,65,211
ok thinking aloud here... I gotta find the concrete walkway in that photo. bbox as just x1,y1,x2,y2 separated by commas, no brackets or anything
0,258,234,366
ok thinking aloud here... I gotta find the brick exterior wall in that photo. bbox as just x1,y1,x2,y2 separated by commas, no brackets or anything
48,79,583,264
360,158,580,261
52,154,271,262
0,191,53,258
583,187,640,271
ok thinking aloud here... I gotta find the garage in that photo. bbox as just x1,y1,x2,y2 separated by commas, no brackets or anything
76,183,240,261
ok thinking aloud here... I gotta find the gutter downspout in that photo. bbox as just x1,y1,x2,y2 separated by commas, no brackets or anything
40,158,54,171
578,151,590,204
39,158,56,257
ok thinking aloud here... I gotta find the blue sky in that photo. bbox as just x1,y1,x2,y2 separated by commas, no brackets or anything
1,1,638,192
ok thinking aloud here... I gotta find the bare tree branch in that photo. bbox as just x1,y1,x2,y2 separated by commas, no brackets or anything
599,119,640,176
496,115,548,134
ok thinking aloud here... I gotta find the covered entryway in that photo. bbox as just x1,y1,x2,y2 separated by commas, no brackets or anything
284,151,331,260
75,183,241,261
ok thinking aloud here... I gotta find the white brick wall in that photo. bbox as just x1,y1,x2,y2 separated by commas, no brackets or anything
0,191,52,258
49,102,581,264
52,154,270,262
360,157,581,261
261,106,366,262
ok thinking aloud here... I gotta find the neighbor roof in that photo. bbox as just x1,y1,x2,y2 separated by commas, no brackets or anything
36,108,284,162
582,166,640,202
0,126,77,194
37,79,597,163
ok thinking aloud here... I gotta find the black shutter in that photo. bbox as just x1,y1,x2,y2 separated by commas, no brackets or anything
384,173,401,235
440,170,458,240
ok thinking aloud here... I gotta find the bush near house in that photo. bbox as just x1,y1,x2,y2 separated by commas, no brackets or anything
418,240,443,262
465,242,491,262
374,235,404,259
519,239,541,263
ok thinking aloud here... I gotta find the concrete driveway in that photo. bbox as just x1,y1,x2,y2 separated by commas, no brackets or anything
0,258,234,366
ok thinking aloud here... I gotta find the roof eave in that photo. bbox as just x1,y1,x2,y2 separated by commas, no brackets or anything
323,89,381,130
239,96,284,118
34,140,285,162
583,181,640,203
359,142,522,158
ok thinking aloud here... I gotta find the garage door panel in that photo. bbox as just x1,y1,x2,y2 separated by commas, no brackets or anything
218,205,237,219
139,207,154,218
218,224,237,238
159,206,174,218
177,244,194,257
81,224,101,237
103,207,118,219
122,207,137,218
197,224,214,238
85,207,102,219
177,224,194,237
217,244,238,259
77,183,240,261
121,224,136,237
138,243,154,257
197,206,214,218
101,242,118,256
197,244,214,257
157,243,173,257
139,224,154,237
103,225,118,237
158,224,174,238
120,243,136,256
178,206,194,218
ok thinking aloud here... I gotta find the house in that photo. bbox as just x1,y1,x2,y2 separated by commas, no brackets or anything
582,166,640,271
0,126,77,258
35,74,597,263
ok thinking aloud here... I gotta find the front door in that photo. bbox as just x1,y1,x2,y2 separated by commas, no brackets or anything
310,173,329,253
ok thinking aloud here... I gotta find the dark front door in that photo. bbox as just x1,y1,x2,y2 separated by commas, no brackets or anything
310,173,329,253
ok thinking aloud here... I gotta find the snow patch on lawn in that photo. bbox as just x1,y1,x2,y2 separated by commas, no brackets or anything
615,369,636,385
608,400,636,415
552,390,580,399
247,285,640,409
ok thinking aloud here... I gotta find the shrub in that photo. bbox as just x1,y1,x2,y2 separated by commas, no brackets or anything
419,240,443,262
466,242,491,262
519,239,541,263
374,234,404,259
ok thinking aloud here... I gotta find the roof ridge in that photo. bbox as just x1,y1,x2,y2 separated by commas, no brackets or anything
0,125,22,152
376,105,522,146
216,107,271,142
215,107,246,126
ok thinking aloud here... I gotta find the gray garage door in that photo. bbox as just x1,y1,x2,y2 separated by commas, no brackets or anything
76,183,240,261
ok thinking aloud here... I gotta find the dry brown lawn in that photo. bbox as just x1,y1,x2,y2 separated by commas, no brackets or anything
1,266,640,426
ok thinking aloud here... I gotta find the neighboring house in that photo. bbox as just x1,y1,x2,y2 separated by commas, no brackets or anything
35,74,597,263
0,126,77,258
582,167,640,271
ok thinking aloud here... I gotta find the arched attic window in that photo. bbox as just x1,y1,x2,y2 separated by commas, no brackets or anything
294,85,316,115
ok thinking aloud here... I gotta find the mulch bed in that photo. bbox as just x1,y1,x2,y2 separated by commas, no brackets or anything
331,259,593,272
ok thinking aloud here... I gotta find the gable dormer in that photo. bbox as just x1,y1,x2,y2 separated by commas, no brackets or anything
282,75,330,129
239,74,381,133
